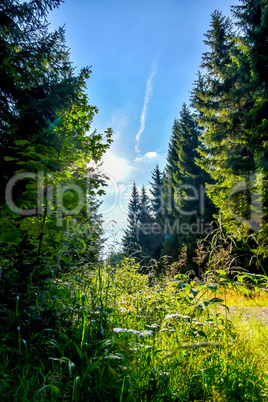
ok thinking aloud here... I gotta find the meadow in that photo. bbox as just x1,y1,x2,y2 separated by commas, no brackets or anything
1,257,268,401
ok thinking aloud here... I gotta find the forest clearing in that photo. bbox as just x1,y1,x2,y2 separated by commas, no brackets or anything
1,0,268,400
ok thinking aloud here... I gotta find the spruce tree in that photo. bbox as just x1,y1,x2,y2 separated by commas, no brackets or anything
232,0,268,238
150,165,164,220
163,119,180,218
192,3,268,262
123,182,163,261
139,185,155,259
147,168,164,259
162,119,181,259
122,183,141,257
162,104,215,268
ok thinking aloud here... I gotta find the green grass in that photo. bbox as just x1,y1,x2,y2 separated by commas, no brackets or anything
1,259,268,401
218,287,268,307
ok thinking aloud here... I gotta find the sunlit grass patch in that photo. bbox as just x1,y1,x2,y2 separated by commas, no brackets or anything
219,287,268,307
1,258,268,401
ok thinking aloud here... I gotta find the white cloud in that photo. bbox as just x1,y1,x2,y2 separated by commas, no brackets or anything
145,151,157,159
135,151,158,162
135,57,157,153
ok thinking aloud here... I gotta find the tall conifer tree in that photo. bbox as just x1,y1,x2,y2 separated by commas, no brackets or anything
162,104,215,268
192,2,268,261
150,165,164,219
148,167,164,259
162,119,181,259
122,183,141,257
139,185,155,258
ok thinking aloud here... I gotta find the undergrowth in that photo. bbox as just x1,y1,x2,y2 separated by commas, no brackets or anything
1,255,268,401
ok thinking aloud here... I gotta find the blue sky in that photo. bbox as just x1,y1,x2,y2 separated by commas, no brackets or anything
48,0,239,251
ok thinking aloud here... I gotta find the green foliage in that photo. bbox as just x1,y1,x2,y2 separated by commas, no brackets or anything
0,0,112,314
148,166,165,259
1,259,267,400
123,179,165,262
122,182,141,257
162,104,216,268
150,164,164,220
1,1,268,399
105,251,125,268
191,2,268,262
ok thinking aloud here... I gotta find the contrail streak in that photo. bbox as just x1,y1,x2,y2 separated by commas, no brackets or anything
135,57,157,153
